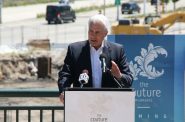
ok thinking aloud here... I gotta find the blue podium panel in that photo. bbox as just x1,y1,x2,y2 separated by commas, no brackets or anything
108,35,184,122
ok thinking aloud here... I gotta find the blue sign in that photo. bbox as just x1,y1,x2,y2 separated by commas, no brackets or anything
108,35,184,122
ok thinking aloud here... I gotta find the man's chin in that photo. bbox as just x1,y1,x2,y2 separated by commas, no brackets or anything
90,42,96,47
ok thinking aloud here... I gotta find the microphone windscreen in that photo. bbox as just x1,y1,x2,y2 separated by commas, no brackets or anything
99,53,106,60
79,73,89,84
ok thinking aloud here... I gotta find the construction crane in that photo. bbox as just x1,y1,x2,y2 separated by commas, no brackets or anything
111,11,185,35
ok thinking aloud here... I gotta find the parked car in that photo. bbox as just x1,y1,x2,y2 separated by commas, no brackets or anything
121,2,140,14
59,0,69,4
46,4,76,24
151,0,157,5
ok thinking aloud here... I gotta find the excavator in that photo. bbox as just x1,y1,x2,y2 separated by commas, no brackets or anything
111,11,185,35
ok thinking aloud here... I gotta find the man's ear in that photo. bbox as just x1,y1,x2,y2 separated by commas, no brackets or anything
104,30,108,36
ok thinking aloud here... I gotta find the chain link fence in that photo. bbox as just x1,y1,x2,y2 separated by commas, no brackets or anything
0,22,185,49
0,24,88,49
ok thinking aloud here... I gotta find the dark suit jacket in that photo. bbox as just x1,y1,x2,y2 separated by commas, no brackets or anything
58,40,133,93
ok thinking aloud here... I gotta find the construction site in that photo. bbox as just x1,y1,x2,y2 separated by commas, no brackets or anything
0,0,184,122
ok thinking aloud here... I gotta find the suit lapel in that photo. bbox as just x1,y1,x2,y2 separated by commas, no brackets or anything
103,41,112,69
101,41,113,87
82,41,93,87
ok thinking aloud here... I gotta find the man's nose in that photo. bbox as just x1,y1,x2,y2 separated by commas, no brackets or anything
90,32,97,37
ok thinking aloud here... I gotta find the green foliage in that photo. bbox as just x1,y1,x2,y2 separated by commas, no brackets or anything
172,0,179,2
161,0,170,3
3,0,58,7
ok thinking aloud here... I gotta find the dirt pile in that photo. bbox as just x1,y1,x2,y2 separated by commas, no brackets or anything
0,49,67,82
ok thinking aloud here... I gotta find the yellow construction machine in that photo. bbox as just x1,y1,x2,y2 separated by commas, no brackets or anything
111,11,185,35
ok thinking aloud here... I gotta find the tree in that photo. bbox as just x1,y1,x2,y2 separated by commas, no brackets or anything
161,0,170,13
172,0,179,10
161,0,170,3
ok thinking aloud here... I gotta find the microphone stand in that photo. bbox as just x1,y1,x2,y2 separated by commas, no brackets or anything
106,68,123,88
113,77,123,88
80,84,84,88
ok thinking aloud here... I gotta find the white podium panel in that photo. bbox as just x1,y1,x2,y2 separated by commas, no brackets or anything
64,88,135,122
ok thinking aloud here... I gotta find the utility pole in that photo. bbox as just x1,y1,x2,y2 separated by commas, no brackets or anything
156,0,160,15
0,0,2,45
103,0,106,15
0,0,2,24
143,0,146,16
116,4,119,21
115,0,121,21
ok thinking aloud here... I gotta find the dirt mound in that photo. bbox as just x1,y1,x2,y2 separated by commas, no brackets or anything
0,49,67,82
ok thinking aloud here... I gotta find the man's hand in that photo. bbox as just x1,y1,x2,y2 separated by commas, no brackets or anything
59,93,64,104
111,61,122,79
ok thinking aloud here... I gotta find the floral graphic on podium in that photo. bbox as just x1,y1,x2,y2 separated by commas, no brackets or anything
129,43,168,80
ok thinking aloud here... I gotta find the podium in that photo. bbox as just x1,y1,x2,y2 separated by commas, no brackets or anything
64,88,135,122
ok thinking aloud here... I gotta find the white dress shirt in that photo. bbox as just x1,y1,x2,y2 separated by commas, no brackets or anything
90,44,104,88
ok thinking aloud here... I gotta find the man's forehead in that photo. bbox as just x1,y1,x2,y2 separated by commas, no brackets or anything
89,22,105,30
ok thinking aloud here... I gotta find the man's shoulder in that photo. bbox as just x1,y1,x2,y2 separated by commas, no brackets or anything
106,41,123,48
69,40,88,47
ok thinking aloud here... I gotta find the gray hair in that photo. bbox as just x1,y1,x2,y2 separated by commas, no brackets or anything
88,14,111,34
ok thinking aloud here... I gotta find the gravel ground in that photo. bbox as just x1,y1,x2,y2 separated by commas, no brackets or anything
0,79,64,122
0,39,67,121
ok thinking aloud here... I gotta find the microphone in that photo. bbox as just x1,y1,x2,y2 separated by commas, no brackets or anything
99,54,123,88
79,70,89,88
99,53,107,73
